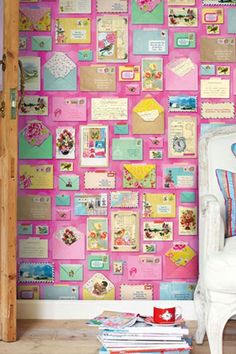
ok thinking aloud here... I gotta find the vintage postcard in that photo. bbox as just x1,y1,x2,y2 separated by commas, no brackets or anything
18,285,39,300
143,193,176,218
19,96,48,116
19,164,53,190
168,8,198,27
174,32,196,49
143,221,173,241
179,207,197,236
59,0,91,13
88,254,110,271
91,98,128,121
142,58,163,91
163,164,196,188
201,78,230,99
110,191,139,208
200,37,236,62
119,65,140,81
87,217,108,251
80,65,116,92
120,284,153,300
83,273,115,300
84,171,116,189
18,263,54,283
74,194,108,216
168,96,197,113
203,0,236,5
201,102,235,119
202,8,224,24
160,282,196,300
20,56,41,91
133,29,168,55
52,97,87,122
112,138,143,160
111,211,139,252
96,0,128,13
19,238,48,259
18,195,51,221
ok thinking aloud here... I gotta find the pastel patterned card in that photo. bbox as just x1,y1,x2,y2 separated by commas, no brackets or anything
160,282,196,300
74,194,108,216
112,138,143,160
133,30,168,55
127,255,162,280
163,164,196,189
97,16,128,63
168,96,197,113
111,211,139,252
19,164,53,190
84,171,116,189
19,6,51,31
55,18,91,44
19,96,48,116
132,0,164,24
179,206,197,236
88,254,110,271
59,0,91,13
168,8,198,27
110,191,139,208
53,226,85,260
83,273,115,300
44,286,79,300
120,284,153,300
87,217,108,251
60,264,83,281
143,221,173,241
174,32,196,49
56,128,75,159
123,164,156,189
143,193,176,218
18,263,54,283
52,97,87,122
18,285,39,300
58,175,79,191
142,58,163,91
96,0,128,13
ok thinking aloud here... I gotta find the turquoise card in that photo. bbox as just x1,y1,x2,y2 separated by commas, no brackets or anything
18,223,33,235
132,0,164,25
174,33,196,49
133,29,168,55
44,285,79,300
200,64,215,76
60,264,83,281
228,9,236,33
160,282,196,300
88,255,110,271
58,175,80,191
32,36,52,51
180,192,196,203
112,138,143,160
55,195,71,206
78,49,93,61
114,123,129,135
19,132,53,160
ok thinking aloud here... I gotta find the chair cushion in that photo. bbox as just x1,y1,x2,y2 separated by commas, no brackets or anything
205,237,236,293
216,168,236,237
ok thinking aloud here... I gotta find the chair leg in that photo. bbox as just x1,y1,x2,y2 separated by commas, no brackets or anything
194,281,206,344
206,303,228,354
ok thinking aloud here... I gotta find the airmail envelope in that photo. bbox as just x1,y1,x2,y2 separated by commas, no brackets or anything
127,255,162,280
132,95,164,134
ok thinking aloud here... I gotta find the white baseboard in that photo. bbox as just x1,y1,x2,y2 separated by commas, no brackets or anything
17,300,197,320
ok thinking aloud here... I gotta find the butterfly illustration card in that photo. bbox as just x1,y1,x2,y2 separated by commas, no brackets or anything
56,128,75,159
143,221,173,241
163,164,196,189
143,193,176,218
111,211,139,252
19,164,53,190
179,206,197,236
87,217,108,251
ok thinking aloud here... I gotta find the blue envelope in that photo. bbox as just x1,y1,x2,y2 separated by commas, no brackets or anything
114,123,129,135
55,194,71,206
58,175,80,191
112,138,143,160
180,192,196,203
228,9,236,33
160,282,196,300
133,29,168,55
18,223,33,235
44,52,77,91
78,49,93,61
200,64,215,76
32,36,52,51
44,285,79,300
60,264,83,281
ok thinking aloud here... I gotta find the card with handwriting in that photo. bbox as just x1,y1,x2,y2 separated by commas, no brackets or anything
52,97,87,122
80,65,116,92
18,195,51,221
19,238,48,259
111,211,139,252
55,18,91,44
163,164,196,189
96,0,128,13
91,98,128,121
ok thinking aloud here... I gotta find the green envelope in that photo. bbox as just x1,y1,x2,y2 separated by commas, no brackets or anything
174,33,196,49
112,138,143,160
132,0,164,25
32,36,52,51
180,192,196,203
58,175,80,190
60,264,83,281
114,123,129,135
19,132,53,159
78,49,93,61
55,195,71,206
88,255,110,271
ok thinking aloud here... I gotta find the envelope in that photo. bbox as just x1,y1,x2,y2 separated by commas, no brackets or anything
78,49,93,61
143,193,176,218
18,195,51,221
44,286,79,300
52,97,86,122
96,0,128,13
59,0,91,13
80,65,116,92
164,247,198,279
120,284,153,300
19,121,53,160
114,123,129,135
53,226,85,260
83,273,115,300
119,65,140,81
60,264,83,281
19,164,54,190
202,8,224,24
88,255,110,271
44,52,77,91
200,37,236,62
127,255,162,280
58,175,80,190
180,191,196,203
112,138,143,160
55,18,90,44
174,32,196,49
132,0,164,24
132,95,164,134
18,223,33,235
32,36,52,51
19,6,51,31
55,209,71,221
123,164,156,189
165,58,198,91
55,195,71,206
17,286,39,300
228,9,236,33
84,171,116,189
200,64,215,76
160,282,196,300
133,29,168,55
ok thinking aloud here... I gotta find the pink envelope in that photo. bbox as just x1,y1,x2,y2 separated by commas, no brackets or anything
52,226,85,260
55,209,71,221
163,255,198,279
233,69,236,95
165,58,198,91
52,97,87,121
127,255,162,280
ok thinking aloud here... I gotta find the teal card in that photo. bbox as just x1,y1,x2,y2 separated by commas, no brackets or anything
174,33,196,49
228,9,236,34
132,0,164,25
32,36,52,51
60,264,83,281
112,138,143,160
18,223,33,235
44,285,79,300
58,175,80,191
19,132,53,160
114,123,129,135
200,65,215,76
180,192,196,203
78,49,93,61
55,195,71,206
88,255,110,271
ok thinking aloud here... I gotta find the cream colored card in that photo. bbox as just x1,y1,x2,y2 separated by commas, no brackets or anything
91,98,128,121
201,78,230,99
18,195,51,221
143,193,176,218
179,207,197,236
168,0,195,4
111,211,139,252
119,65,140,81
201,102,235,119
120,284,153,300
97,0,128,13
84,171,116,189
59,0,91,13
19,238,48,258
19,164,54,190
168,116,197,158
55,18,91,44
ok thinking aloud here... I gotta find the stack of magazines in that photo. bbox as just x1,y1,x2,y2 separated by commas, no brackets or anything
87,311,192,354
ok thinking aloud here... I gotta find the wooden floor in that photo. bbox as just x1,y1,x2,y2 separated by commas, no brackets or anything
0,320,235,354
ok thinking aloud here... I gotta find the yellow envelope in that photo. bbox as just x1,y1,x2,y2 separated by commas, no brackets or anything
202,8,224,24
55,18,91,44
123,164,156,189
82,273,115,300
119,65,140,81
132,95,164,134
19,164,54,190
143,193,176,218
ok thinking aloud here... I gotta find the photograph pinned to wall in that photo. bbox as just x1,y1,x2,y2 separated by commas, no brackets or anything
20,56,41,91
179,206,197,236
168,8,198,27
168,96,197,113
143,221,173,241
87,217,108,251
19,96,48,116
111,211,139,252
142,58,163,91
56,128,75,159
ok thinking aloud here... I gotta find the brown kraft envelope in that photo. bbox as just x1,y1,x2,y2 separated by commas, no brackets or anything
18,195,51,220
80,65,116,92
132,94,164,134
200,37,236,62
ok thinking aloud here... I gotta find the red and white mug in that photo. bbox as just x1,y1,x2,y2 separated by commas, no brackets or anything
153,306,181,324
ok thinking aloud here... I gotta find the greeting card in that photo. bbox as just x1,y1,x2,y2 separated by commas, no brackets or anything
179,206,197,235
111,211,139,252
87,217,108,251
